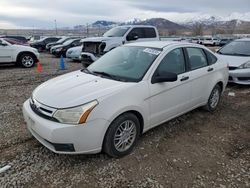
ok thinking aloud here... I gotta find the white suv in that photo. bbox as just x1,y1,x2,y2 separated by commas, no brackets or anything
23,41,228,157
81,25,160,62
0,38,39,68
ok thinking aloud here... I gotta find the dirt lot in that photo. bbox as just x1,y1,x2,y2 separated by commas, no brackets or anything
0,53,249,188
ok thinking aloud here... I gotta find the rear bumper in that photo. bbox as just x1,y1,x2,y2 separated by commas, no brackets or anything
229,69,250,85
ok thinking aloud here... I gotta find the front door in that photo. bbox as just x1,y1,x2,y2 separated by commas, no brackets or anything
0,40,13,63
148,48,192,127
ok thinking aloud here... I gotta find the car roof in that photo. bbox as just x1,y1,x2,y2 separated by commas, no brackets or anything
117,25,156,28
124,41,203,49
235,38,250,42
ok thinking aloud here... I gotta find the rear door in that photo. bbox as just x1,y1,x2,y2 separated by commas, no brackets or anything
0,39,13,63
184,47,216,106
148,48,192,127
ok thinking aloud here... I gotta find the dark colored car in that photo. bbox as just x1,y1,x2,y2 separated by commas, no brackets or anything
4,38,30,46
46,37,79,51
30,37,61,52
219,38,234,47
52,39,82,58
0,35,28,43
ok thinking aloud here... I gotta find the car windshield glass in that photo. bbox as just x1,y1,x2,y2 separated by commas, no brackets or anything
87,46,161,82
103,27,130,37
63,39,74,46
57,38,67,43
218,41,250,56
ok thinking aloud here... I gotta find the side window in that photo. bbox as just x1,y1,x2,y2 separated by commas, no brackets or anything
204,50,217,65
157,48,186,75
144,28,156,38
127,28,145,38
186,48,208,70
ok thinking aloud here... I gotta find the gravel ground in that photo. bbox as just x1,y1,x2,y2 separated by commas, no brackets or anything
0,53,249,187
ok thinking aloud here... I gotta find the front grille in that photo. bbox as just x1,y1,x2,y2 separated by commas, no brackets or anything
82,42,106,55
228,66,237,71
238,77,250,81
30,99,58,122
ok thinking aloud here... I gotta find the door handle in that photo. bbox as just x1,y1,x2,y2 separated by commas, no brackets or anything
180,76,189,81
207,67,214,72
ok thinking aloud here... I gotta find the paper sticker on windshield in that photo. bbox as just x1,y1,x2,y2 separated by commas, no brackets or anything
143,48,161,56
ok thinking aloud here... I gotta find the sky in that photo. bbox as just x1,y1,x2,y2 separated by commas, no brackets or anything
0,0,250,29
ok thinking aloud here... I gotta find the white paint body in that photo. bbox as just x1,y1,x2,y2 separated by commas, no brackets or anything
0,38,39,63
23,42,228,154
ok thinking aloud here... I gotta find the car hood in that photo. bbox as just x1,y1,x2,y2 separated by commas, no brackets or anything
217,54,250,67
81,36,120,43
13,45,38,52
33,70,133,108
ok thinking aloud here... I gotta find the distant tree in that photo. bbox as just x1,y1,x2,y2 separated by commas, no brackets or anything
168,29,178,36
192,23,203,36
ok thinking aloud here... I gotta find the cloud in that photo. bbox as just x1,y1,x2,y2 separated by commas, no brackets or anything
0,0,250,28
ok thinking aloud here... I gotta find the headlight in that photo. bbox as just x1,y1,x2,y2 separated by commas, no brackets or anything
239,61,250,69
53,100,98,125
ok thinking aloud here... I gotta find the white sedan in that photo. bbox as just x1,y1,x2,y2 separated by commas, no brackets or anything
217,38,250,85
23,41,228,157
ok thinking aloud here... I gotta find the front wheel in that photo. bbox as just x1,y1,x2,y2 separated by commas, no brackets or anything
204,84,222,112
18,53,36,68
103,113,140,158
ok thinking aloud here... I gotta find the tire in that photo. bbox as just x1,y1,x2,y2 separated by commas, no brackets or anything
103,113,140,158
204,84,222,112
18,53,36,68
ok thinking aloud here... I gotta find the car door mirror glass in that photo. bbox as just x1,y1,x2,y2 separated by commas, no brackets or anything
152,71,178,84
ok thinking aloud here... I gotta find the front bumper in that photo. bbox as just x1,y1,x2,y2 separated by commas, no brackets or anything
22,100,109,154
66,52,82,61
229,68,250,85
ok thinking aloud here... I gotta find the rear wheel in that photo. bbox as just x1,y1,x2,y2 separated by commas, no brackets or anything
103,113,140,158
18,53,35,68
204,84,222,112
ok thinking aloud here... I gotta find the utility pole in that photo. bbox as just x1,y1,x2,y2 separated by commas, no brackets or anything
86,23,89,37
54,19,58,35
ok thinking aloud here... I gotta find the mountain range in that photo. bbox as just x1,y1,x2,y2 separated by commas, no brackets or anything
88,17,250,34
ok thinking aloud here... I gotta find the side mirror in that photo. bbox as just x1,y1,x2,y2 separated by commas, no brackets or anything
126,33,139,41
152,71,178,84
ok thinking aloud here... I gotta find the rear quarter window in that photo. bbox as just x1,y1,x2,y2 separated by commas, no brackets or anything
204,50,217,65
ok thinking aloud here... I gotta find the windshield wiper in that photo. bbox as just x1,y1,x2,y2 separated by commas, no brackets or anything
81,68,93,74
92,71,125,81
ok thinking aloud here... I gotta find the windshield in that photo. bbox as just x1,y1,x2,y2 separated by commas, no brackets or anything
218,41,250,56
63,39,74,46
57,38,68,43
87,46,161,82
103,27,130,37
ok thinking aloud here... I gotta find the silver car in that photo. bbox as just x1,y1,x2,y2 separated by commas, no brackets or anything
217,38,250,85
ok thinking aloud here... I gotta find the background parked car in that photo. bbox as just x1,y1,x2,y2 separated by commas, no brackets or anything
30,37,61,52
51,38,82,58
0,38,39,68
0,35,28,43
46,36,79,51
81,25,160,62
219,38,234,46
199,36,220,46
217,38,250,85
3,38,30,46
66,46,82,62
